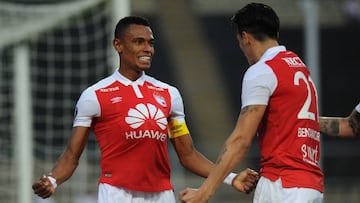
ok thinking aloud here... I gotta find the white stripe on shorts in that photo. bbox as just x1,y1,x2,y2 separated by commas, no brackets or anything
253,176,323,203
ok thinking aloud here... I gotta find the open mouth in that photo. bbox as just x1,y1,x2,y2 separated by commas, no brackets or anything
139,56,151,62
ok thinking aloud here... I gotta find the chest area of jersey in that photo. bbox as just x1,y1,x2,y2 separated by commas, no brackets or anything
95,83,171,132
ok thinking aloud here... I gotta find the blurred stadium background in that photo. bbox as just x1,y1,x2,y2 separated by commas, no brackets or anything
0,0,359,203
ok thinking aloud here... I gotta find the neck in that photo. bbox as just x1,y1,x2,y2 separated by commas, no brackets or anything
118,68,143,81
251,40,279,65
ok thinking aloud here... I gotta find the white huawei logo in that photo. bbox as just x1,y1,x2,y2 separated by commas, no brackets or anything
125,103,167,130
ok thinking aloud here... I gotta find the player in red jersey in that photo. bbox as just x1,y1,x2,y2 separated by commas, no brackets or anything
32,16,258,202
180,3,324,203
320,102,360,137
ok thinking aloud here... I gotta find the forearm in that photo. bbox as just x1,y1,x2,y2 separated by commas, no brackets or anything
199,133,251,197
49,150,80,186
35,126,89,191
319,116,350,137
180,149,214,178
320,110,360,137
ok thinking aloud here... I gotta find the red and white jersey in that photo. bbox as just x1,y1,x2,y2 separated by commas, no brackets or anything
73,70,189,192
242,46,324,192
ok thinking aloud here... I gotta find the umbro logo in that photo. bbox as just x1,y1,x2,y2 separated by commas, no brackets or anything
110,97,122,104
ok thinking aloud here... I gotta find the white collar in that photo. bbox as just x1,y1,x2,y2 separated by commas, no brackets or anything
259,45,286,61
114,69,146,86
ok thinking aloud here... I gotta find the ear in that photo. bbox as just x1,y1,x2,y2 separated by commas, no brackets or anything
241,32,252,45
113,38,123,53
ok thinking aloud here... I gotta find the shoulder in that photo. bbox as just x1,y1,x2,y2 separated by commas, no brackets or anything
80,74,116,99
244,46,286,78
91,74,117,90
144,75,181,96
242,59,278,99
244,61,274,81
144,75,173,88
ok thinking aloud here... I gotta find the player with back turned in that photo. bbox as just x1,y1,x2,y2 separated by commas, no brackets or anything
180,3,324,203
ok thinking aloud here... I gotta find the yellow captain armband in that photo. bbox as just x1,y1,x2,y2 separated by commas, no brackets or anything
168,119,190,138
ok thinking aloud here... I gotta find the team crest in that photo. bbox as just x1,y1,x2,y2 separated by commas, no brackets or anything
153,93,167,107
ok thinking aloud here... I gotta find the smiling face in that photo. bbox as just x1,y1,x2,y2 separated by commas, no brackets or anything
113,24,155,80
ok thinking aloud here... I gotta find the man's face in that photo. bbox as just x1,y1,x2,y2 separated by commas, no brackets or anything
116,24,155,72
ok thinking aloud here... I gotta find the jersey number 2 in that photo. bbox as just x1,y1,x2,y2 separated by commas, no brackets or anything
294,71,316,121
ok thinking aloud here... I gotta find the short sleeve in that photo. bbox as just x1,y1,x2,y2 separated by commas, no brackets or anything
73,88,100,127
167,86,190,138
241,64,277,108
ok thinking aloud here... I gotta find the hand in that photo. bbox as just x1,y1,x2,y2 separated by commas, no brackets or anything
179,188,210,203
32,175,55,199
232,168,259,193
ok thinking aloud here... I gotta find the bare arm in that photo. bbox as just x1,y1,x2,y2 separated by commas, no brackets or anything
320,109,360,137
32,126,90,198
179,105,266,202
171,125,259,193
171,134,213,178
349,110,360,136
50,126,91,184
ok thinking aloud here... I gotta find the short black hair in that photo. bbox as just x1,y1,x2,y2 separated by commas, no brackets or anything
231,3,280,41
114,16,150,39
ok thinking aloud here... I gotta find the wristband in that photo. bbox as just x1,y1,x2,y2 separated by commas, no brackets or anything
223,172,237,185
47,176,57,189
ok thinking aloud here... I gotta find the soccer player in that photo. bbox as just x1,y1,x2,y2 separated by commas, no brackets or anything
31,16,258,203
180,3,324,203
320,102,360,137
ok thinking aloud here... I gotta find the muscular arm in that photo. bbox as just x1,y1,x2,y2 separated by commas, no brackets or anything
168,87,260,187
179,105,266,202
320,109,360,137
32,126,90,198
50,126,91,185
171,119,259,193
171,134,213,178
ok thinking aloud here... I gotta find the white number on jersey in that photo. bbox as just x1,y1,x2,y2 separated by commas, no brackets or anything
294,71,316,121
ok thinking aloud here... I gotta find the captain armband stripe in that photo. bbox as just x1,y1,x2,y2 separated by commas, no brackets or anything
168,119,190,138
